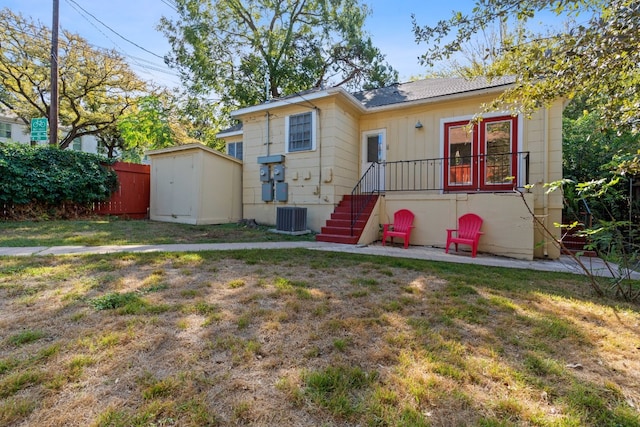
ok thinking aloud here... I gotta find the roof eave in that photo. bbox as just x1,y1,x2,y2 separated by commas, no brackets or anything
230,86,366,117
229,81,514,119
361,83,514,113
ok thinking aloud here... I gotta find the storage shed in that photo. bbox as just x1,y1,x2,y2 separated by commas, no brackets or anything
147,143,242,225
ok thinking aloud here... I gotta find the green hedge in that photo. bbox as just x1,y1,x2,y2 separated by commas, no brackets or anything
0,143,118,206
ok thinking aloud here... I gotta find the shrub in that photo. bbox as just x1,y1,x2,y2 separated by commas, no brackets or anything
0,143,117,207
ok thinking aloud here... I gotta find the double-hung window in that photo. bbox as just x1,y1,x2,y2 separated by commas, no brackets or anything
444,115,519,192
72,137,82,151
0,122,11,139
227,142,243,160
286,111,315,152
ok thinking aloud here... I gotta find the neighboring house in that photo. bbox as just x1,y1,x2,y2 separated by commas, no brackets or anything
0,110,102,155
219,76,564,260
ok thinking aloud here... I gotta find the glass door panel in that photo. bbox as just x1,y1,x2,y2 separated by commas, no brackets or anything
482,119,515,188
361,131,385,192
447,124,473,187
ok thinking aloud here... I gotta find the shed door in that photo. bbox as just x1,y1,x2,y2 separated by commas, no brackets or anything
155,154,194,217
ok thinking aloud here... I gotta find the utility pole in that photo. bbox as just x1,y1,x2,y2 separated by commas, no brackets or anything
50,0,59,146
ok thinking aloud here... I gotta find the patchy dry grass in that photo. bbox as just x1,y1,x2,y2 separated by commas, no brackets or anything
0,219,315,247
0,249,638,426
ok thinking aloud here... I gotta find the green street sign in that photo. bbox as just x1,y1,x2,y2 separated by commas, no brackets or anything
31,118,48,141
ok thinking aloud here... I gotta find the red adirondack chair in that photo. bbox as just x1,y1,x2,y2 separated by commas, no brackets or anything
382,209,415,249
446,213,484,257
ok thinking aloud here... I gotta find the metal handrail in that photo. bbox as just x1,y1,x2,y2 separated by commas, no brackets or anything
346,151,530,236
350,162,380,236
383,151,530,192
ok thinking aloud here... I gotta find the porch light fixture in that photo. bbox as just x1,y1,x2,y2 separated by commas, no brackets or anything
415,120,423,129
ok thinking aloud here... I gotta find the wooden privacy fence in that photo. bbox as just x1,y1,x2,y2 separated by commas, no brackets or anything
94,162,150,219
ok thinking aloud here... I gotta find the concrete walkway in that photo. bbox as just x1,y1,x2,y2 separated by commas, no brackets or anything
1,241,638,279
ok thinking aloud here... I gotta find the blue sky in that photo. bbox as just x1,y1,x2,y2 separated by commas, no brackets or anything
3,1,561,87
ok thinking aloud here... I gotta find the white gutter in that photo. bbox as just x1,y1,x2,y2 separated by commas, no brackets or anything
231,87,351,117
230,83,515,118
216,129,243,138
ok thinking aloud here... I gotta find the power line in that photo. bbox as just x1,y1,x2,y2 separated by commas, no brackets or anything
59,0,181,85
160,0,178,12
4,3,183,87
0,19,181,86
64,0,165,60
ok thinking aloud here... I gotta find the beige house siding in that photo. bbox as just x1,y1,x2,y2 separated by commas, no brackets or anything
225,85,564,260
239,95,361,231
355,97,563,260
148,144,242,225
379,192,535,260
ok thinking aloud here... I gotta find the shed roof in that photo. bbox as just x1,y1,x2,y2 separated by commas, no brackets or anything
146,142,242,164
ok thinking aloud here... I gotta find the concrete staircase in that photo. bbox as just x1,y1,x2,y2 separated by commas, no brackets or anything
315,195,378,244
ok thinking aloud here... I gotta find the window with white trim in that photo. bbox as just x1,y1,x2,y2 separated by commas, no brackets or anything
72,137,82,151
444,115,519,192
227,142,243,160
285,111,315,152
0,122,11,139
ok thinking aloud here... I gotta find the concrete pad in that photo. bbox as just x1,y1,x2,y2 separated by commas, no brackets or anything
35,241,329,256
0,241,637,279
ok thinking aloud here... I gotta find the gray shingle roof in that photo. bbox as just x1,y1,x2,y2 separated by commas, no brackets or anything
229,75,517,122
217,122,244,135
352,76,516,108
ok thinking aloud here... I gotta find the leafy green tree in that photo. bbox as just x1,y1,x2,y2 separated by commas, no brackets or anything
562,108,637,218
0,8,148,149
118,96,175,152
413,0,640,135
174,94,230,151
159,0,398,108
117,93,228,155
95,126,126,160
95,125,151,162
563,110,635,185
413,1,640,297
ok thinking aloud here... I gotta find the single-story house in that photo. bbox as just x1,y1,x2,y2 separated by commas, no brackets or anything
217,76,563,260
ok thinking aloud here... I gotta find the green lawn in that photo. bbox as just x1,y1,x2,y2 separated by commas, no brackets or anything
0,219,315,247
1,249,639,426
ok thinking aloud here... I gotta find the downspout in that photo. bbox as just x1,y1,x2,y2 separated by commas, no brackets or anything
542,107,549,257
266,112,270,156
316,107,322,199
265,68,271,156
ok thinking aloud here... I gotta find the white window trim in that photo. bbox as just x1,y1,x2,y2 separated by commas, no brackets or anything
0,122,11,139
439,112,522,158
361,128,387,164
227,141,243,160
360,128,387,191
285,110,317,153
439,112,523,193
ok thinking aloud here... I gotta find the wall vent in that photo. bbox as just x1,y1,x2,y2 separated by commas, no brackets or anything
276,207,307,232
